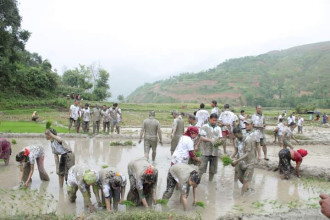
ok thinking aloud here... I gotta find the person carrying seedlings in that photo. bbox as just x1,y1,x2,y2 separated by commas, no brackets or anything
278,148,307,179
170,110,185,155
251,105,269,160
98,167,127,211
81,103,91,133
281,122,300,149
127,157,158,208
16,145,50,187
231,121,259,195
197,113,223,181
139,111,163,161
0,138,11,166
45,129,75,187
171,126,200,165
162,163,201,211
66,165,102,212
101,105,111,133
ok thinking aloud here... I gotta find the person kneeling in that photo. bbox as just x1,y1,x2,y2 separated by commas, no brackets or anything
162,163,201,211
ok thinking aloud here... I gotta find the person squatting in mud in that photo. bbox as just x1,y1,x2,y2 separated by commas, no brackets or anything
162,163,201,211
139,111,163,161
127,157,158,209
277,148,308,179
281,122,300,149
171,126,200,165
66,165,102,212
15,145,50,187
98,167,126,211
0,138,11,166
231,120,260,195
197,113,223,182
45,129,75,187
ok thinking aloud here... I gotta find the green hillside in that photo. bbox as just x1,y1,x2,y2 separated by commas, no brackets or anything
127,41,330,108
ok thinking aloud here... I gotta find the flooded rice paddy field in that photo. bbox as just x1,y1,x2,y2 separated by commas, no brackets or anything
0,137,329,219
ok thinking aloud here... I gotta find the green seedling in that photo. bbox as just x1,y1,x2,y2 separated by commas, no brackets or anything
195,201,205,208
213,140,222,148
221,155,232,166
195,151,201,157
156,199,168,205
120,200,136,207
102,165,109,168
11,139,17,144
45,120,52,129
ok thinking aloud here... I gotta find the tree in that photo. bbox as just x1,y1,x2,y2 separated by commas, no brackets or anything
117,94,124,102
93,69,111,101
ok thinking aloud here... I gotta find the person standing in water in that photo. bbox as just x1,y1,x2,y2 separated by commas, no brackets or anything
170,110,185,155
68,100,79,133
139,111,163,161
251,105,268,160
218,104,236,155
45,129,75,187
16,145,50,187
281,122,300,149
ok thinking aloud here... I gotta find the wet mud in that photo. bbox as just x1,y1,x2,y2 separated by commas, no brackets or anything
0,137,328,219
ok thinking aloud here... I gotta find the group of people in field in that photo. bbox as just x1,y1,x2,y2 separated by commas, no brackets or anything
4,100,330,217
68,99,122,134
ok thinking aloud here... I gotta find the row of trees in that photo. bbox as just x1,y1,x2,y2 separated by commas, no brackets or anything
0,0,111,101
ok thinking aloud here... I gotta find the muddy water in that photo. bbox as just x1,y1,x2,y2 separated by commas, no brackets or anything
0,138,327,219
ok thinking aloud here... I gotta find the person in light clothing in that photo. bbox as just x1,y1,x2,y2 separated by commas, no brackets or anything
297,115,304,134
218,104,236,154
196,103,210,129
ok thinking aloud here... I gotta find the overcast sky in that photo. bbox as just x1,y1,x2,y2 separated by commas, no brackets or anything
18,0,330,100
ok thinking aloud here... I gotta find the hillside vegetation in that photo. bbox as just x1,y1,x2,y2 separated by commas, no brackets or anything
127,41,330,108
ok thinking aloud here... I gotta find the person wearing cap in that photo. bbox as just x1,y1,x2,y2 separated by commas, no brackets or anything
66,165,102,212
231,121,259,195
197,113,223,181
218,104,236,154
171,127,200,165
92,104,101,135
251,105,268,160
15,145,49,187
170,110,185,155
101,105,111,133
162,163,201,211
98,167,126,211
196,103,210,129
139,111,163,161
281,122,300,149
45,128,75,187
127,157,158,208
278,148,308,179
210,100,221,116
0,138,11,166
81,103,91,133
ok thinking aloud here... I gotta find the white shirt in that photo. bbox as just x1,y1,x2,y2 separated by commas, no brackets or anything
211,107,220,116
196,109,210,128
277,115,283,123
171,136,194,165
297,117,304,126
70,105,79,120
117,108,122,122
292,115,296,123
219,110,236,131
81,108,91,122
239,114,246,129
287,117,293,125
277,122,285,136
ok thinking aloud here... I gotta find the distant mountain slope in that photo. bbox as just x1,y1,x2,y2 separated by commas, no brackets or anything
127,41,330,107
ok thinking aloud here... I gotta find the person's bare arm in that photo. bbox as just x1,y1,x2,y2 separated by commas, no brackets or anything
296,161,301,177
46,130,62,143
292,135,300,143
105,197,111,211
139,124,145,144
92,185,102,205
199,136,214,143
54,154,59,174
171,121,178,138
231,147,238,159
120,186,126,202
19,165,23,184
192,187,197,205
158,127,163,145
25,164,35,187
182,194,188,211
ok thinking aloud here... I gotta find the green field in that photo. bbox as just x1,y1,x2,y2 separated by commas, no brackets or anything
0,121,68,133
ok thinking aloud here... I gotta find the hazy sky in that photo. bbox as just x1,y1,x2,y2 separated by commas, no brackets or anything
18,0,330,100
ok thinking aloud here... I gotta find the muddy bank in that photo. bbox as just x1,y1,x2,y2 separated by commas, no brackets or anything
220,208,326,220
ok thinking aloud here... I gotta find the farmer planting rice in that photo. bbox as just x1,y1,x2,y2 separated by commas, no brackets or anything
281,122,300,149
171,126,200,165
139,111,163,161
170,110,185,155
66,165,102,212
231,120,259,195
0,138,11,166
278,148,308,179
45,129,75,187
16,145,49,187
162,163,201,211
127,157,158,208
197,113,222,181
98,167,126,211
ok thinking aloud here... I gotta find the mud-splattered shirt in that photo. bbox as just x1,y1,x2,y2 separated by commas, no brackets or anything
101,109,111,122
252,113,266,139
18,145,45,165
128,157,158,199
69,104,79,120
196,109,210,128
140,116,162,142
211,107,221,117
169,163,196,195
243,131,258,164
67,165,99,193
50,139,71,155
81,107,91,122
172,116,184,137
92,107,101,122
283,127,293,141
219,110,236,131
98,167,127,198
199,123,222,156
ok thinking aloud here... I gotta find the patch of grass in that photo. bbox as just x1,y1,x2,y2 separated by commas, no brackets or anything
221,155,232,166
110,141,135,146
156,199,168,205
252,201,264,208
11,139,17,144
195,201,205,208
0,121,68,133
